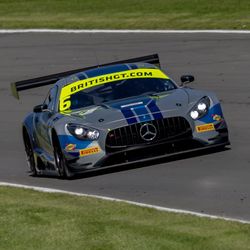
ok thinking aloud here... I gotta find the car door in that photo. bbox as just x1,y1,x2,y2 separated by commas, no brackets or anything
34,86,58,155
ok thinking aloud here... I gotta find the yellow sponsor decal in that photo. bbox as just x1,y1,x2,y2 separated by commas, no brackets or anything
196,123,215,133
59,69,169,111
212,114,223,122
65,144,76,151
79,146,101,157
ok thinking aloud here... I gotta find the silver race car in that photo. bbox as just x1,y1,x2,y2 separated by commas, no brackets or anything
11,54,230,178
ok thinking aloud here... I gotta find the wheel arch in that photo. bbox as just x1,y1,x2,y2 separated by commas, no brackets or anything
22,125,33,147
51,128,60,149
22,112,36,146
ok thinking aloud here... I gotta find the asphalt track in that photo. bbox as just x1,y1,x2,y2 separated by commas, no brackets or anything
0,32,250,220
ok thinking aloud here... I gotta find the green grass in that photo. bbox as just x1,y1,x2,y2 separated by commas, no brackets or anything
0,187,250,250
0,0,249,29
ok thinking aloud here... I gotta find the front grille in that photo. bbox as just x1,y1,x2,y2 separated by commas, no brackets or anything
106,117,192,153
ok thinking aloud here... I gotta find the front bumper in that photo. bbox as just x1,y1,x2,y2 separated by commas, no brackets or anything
65,128,230,174
61,104,230,174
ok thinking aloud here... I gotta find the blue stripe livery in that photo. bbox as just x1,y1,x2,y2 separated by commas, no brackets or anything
148,100,164,120
133,106,151,122
58,135,92,156
121,109,137,124
199,103,224,123
111,97,163,124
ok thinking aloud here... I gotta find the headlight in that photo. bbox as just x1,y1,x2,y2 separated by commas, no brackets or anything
190,96,210,120
67,124,100,140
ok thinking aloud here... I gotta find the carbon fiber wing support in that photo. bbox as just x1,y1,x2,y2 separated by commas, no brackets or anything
10,54,160,99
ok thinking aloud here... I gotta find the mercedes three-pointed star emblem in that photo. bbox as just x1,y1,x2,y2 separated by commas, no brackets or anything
139,123,157,141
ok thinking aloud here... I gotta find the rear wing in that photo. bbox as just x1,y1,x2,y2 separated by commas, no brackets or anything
11,54,160,99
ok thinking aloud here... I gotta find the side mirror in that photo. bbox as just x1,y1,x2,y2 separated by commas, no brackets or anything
33,104,48,113
180,75,195,85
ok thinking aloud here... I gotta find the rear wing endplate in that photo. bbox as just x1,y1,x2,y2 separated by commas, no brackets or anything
11,54,160,99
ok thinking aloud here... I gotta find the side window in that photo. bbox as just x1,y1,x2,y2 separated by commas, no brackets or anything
43,86,58,111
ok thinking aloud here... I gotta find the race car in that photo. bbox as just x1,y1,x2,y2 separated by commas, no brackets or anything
11,54,230,178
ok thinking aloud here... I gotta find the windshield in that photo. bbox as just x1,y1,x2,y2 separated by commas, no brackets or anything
59,68,176,112
65,78,176,111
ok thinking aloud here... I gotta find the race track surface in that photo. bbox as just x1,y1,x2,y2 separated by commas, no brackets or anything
0,32,250,220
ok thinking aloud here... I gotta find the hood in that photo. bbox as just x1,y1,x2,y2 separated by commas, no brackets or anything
64,89,193,129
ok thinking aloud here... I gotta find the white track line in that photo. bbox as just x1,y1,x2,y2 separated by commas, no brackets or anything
0,182,249,224
0,29,250,34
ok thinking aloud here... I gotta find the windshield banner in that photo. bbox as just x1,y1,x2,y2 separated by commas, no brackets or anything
59,68,168,111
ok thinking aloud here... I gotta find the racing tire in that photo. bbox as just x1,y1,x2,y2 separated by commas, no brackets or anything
54,143,73,179
23,133,37,176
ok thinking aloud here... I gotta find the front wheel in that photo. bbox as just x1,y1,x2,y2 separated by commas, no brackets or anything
54,144,73,179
